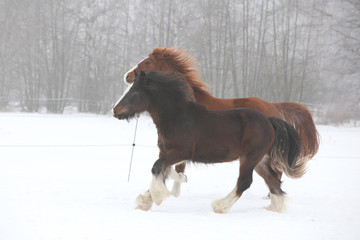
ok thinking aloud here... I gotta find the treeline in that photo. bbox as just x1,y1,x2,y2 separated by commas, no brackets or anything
0,0,359,122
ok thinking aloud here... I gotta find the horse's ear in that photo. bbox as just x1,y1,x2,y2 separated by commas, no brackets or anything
161,48,167,57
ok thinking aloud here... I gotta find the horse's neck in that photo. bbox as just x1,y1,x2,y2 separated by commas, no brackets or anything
194,90,234,110
148,102,189,129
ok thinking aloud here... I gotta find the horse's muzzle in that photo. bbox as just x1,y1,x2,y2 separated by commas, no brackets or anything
112,107,134,121
112,107,123,119
113,114,125,120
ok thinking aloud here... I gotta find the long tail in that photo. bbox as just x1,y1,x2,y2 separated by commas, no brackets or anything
274,102,319,160
268,117,306,179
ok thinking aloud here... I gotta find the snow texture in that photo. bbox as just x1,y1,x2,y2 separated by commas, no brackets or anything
0,113,360,240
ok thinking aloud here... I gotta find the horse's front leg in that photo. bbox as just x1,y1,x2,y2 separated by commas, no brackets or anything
135,166,184,210
135,190,153,211
150,158,171,206
135,166,169,210
136,149,166,211
168,165,187,184
135,165,169,210
150,151,187,206
136,151,186,210
170,163,187,197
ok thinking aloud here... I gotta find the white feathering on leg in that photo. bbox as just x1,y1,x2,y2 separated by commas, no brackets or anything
168,167,187,183
266,193,287,213
136,191,153,211
171,181,181,197
211,187,239,214
168,167,187,197
150,175,170,206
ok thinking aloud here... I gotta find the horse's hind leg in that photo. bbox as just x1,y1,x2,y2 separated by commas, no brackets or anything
255,155,286,212
212,156,258,214
212,187,240,214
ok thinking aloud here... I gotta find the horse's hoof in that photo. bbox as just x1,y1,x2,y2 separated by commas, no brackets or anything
135,192,153,211
212,208,229,214
135,206,145,211
155,200,162,206
211,200,231,214
135,205,151,211
266,194,287,213
213,209,223,214
265,204,286,213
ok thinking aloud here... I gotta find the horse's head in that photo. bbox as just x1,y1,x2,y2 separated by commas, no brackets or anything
124,47,208,103
114,71,197,120
124,48,169,84
113,71,150,120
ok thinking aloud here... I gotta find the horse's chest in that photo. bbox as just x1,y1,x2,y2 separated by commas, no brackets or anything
158,122,192,139
157,127,193,152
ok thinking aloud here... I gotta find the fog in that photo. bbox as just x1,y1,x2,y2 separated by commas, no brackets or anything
0,0,359,123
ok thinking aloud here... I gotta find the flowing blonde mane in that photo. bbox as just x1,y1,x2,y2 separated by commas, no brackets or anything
150,47,211,97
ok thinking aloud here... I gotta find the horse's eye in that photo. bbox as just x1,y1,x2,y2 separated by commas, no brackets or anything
145,61,151,65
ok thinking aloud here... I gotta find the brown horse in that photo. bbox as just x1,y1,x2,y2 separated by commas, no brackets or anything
124,47,319,196
113,71,305,213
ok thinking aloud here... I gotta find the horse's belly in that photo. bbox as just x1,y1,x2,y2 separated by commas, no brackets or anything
192,148,240,164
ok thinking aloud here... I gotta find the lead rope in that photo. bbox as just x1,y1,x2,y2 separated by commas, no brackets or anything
128,115,139,182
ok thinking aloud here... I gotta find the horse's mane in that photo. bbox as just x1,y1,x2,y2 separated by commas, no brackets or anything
145,72,192,102
150,47,212,98
143,72,208,118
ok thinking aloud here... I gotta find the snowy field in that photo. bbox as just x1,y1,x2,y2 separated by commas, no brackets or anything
1,113,360,240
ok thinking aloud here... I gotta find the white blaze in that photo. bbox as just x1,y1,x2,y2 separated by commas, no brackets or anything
112,83,133,114
123,58,146,84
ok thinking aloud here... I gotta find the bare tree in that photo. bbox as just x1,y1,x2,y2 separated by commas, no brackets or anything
0,0,358,122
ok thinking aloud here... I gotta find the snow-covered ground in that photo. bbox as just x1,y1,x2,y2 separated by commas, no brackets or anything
0,113,359,240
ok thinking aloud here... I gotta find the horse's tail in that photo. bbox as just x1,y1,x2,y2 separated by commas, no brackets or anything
268,117,307,179
274,102,319,160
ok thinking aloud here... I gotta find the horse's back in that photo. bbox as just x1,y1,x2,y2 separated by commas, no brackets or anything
191,106,275,163
197,106,274,139
232,97,283,118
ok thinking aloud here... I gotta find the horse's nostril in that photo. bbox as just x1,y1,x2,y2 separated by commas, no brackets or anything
126,74,130,80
